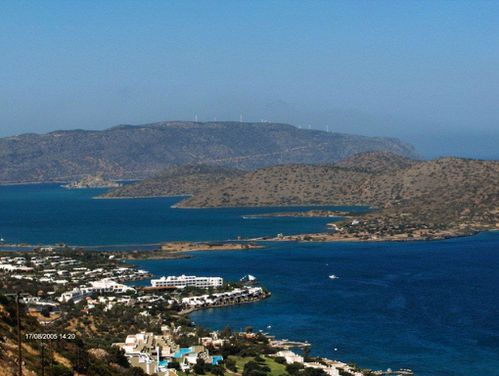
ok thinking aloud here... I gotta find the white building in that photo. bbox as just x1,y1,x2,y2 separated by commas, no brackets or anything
275,350,304,364
151,275,223,289
180,287,264,308
0,264,34,272
58,287,87,303
86,279,136,294
58,279,135,303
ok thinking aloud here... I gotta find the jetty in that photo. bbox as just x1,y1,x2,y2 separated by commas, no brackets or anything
270,339,311,349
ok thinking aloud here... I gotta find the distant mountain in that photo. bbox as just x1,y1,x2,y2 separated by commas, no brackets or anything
0,121,417,183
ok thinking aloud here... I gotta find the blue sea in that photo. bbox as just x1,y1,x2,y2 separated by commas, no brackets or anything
0,184,350,246
1,184,499,375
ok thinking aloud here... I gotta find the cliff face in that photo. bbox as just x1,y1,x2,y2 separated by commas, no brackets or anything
0,121,416,183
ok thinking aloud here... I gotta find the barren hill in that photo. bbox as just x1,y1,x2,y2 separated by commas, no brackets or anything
336,151,419,173
0,121,416,183
101,164,243,198
176,157,499,229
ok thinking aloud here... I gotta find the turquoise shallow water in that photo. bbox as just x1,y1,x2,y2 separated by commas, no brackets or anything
1,184,498,375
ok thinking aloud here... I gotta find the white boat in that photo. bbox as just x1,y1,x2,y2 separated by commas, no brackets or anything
329,274,339,280
240,274,257,283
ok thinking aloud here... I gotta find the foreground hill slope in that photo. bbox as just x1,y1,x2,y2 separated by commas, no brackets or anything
0,296,156,375
0,121,416,183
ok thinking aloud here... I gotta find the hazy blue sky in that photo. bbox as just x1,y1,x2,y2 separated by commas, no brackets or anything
1,1,498,158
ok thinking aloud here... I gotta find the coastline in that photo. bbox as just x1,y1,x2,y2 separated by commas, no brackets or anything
120,242,263,260
3,230,494,255
94,193,191,200
179,292,272,315
249,229,483,243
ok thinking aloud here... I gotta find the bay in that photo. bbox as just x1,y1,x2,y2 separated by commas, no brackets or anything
1,183,498,375
0,184,347,246
133,234,499,376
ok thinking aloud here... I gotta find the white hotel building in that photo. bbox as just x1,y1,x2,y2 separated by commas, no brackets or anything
151,275,223,289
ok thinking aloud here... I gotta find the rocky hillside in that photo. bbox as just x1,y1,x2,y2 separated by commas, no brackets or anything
0,121,416,183
176,156,499,228
0,296,149,375
101,164,244,198
101,151,417,199
336,151,419,173
178,164,370,208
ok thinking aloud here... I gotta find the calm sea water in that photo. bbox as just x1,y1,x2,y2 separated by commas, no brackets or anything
135,236,499,376
0,184,350,246
1,184,498,375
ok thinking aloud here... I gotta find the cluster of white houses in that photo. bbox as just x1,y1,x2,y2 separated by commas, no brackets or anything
115,329,367,376
114,329,225,375
58,274,229,304
58,278,136,302
0,256,35,272
272,350,366,376
151,275,223,289
0,255,148,284
179,286,265,309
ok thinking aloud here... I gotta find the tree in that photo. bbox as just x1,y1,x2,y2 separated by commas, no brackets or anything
303,368,328,376
108,346,130,368
193,358,206,374
168,361,181,370
212,365,225,376
243,361,270,376
286,362,304,376
221,325,232,338
51,365,72,376
274,356,286,365
124,367,149,376
225,357,237,372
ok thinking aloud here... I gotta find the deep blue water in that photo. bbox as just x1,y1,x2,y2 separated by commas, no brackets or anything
134,235,499,376
0,184,351,246
1,184,498,375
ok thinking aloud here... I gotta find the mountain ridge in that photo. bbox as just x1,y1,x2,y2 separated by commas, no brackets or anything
0,121,417,183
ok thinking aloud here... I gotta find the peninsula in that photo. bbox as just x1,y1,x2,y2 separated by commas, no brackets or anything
103,152,499,242
119,242,262,260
